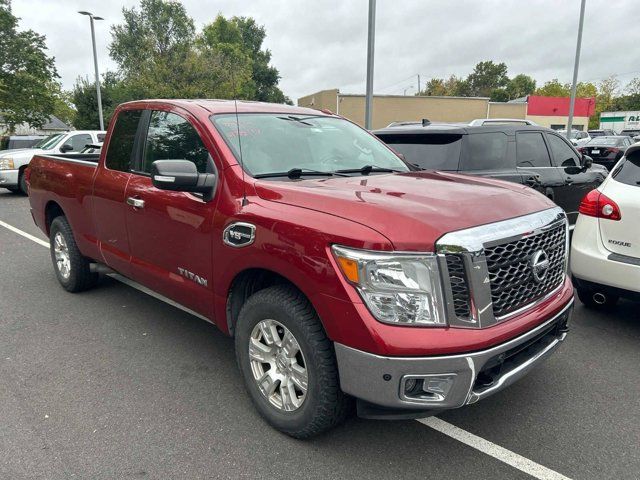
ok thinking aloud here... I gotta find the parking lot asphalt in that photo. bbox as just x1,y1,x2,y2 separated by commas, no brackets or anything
1,190,639,480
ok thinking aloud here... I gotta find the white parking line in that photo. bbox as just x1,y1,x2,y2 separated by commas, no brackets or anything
1,219,572,480
419,417,571,480
0,220,49,247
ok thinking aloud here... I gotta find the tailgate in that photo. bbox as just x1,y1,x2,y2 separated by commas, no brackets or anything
599,177,640,259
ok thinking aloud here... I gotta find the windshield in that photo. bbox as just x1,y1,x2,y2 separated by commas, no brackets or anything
589,131,605,137
33,133,64,149
612,151,640,187
211,114,409,177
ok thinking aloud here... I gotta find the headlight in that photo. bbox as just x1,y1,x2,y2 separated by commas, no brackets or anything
0,157,14,170
332,245,446,326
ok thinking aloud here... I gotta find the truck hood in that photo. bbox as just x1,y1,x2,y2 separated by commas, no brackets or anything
0,148,44,159
254,171,556,251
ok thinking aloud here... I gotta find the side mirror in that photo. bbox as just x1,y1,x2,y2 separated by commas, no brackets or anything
581,154,593,169
151,160,216,202
60,144,73,153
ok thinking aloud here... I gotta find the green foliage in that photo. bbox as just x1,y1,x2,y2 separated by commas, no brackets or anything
0,0,59,131
505,74,536,100
466,61,509,97
534,79,596,98
71,0,290,128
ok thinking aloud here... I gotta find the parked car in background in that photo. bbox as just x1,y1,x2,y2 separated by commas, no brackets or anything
1,135,46,150
374,123,607,226
577,136,633,170
619,129,640,141
556,129,590,146
26,99,574,437
588,129,616,138
0,130,105,194
571,144,640,308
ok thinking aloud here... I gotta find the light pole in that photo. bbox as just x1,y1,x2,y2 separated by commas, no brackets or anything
364,0,376,129
566,0,586,137
79,11,105,131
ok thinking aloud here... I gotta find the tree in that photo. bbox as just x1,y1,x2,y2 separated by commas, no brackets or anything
505,74,536,100
200,15,289,103
0,0,59,132
466,61,509,97
626,77,640,97
535,79,570,97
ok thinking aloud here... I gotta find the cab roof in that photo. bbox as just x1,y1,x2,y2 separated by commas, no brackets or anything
118,99,327,117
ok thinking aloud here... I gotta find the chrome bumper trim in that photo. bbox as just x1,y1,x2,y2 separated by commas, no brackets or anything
335,298,572,411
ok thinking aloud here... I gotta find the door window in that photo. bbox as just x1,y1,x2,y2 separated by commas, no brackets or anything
105,110,144,172
547,133,581,167
461,133,510,170
516,132,551,167
141,111,210,174
63,134,92,152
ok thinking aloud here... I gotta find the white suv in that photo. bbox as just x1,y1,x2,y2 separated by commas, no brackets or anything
571,144,640,307
0,130,105,194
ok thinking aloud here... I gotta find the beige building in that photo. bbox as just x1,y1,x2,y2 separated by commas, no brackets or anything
297,89,591,130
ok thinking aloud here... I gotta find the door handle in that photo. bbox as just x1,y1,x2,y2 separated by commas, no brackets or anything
126,196,145,209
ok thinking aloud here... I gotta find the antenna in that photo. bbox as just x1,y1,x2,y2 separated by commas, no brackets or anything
229,65,248,207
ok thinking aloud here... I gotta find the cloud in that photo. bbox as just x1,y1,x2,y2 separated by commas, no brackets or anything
11,0,640,101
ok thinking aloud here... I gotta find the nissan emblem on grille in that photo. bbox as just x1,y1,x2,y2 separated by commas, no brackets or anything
530,249,550,283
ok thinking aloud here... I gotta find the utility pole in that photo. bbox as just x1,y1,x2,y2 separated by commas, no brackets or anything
79,11,105,131
566,0,586,137
364,0,376,129
417,74,421,95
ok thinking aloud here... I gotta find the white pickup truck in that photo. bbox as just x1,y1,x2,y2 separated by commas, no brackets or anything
0,130,105,194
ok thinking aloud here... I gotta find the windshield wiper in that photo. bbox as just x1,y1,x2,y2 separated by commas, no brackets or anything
335,164,403,175
254,168,349,180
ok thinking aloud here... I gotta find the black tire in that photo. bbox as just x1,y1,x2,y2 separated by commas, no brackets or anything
235,285,350,438
576,285,619,309
6,186,20,194
18,168,28,195
49,216,98,292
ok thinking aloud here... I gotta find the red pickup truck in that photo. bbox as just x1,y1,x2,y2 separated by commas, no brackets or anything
28,100,573,438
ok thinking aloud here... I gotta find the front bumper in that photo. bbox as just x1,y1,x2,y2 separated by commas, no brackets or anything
335,298,572,415
0,169,19,188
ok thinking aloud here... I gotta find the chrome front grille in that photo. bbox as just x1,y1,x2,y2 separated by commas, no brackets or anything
437,207,568,329
445,254,471,318
484,224,566,318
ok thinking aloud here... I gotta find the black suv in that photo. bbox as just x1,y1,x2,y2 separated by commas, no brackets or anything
374,124,608,226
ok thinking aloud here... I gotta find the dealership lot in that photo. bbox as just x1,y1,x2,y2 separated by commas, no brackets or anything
1,190,639,479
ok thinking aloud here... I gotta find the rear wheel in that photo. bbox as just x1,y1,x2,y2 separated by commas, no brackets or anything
49,216,98,292
235,285,350,438
576,285,619,309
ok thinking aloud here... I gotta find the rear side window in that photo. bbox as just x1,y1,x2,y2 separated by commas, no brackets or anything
613,152,640,187
141,111,210,174
461,133,510,170
63,134,92,152
375,133,461,170
105,110,143,172
516,132,551,167
547,134,580,167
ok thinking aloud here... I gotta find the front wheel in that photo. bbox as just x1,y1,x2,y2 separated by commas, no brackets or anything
49,216,98,292
235,285,350,438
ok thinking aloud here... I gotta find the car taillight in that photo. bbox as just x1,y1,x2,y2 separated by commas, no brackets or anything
578,189,621,221
577,147,585,153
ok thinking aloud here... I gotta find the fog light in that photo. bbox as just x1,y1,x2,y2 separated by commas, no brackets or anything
401,374,457,403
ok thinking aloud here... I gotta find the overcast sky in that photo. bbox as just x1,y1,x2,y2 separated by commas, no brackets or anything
12,0,640,101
